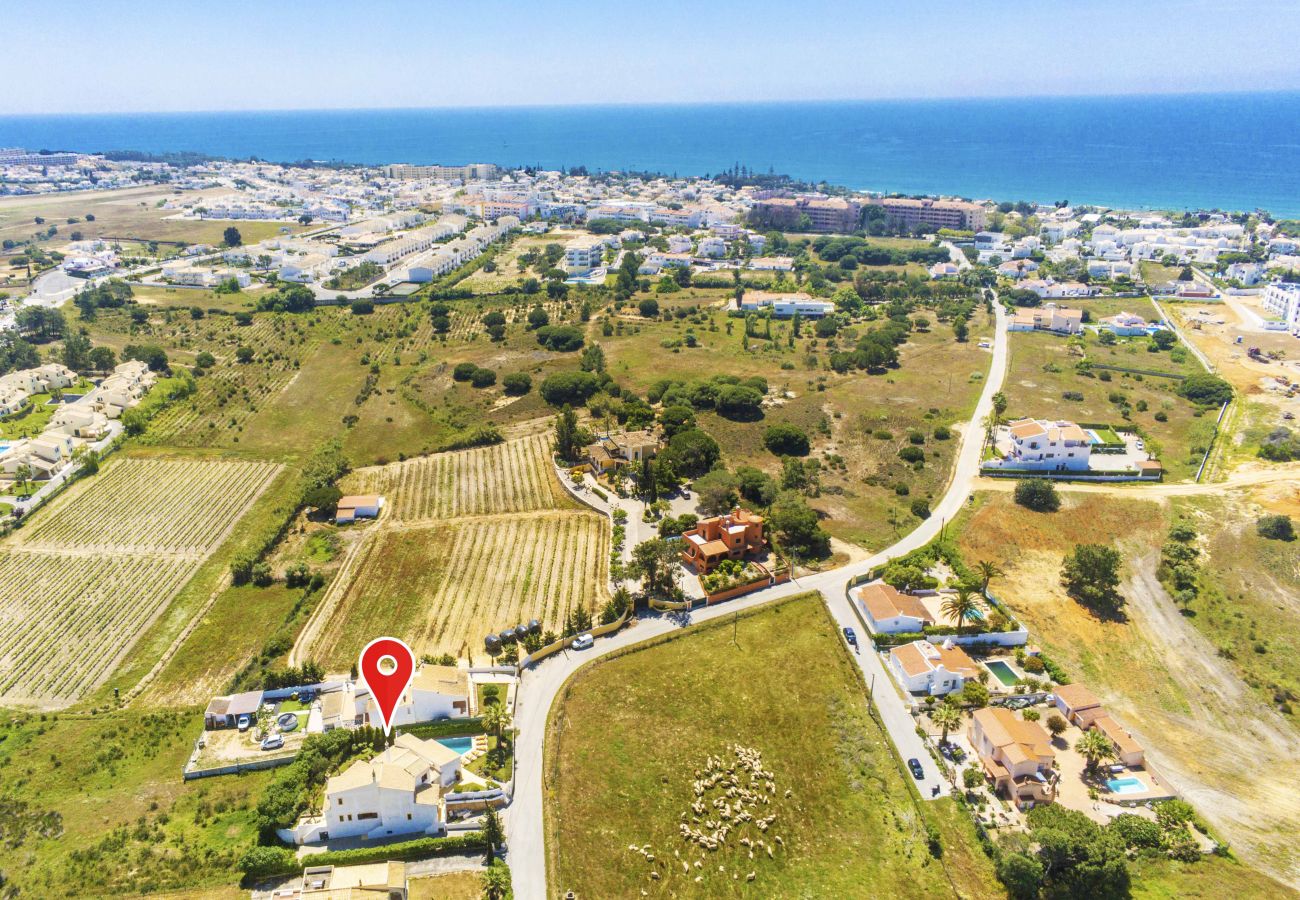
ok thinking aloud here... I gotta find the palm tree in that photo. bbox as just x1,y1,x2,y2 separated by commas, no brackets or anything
941,587,981,630
481,700,512,746
481,860,512,900
1075,729,1118,776
13,462,33,499
931,702,962,746
976,560,1005,596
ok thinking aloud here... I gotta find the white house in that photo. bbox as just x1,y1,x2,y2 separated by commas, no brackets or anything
696,236,727,258
335,494,383,524
49,405,110,440
999,418,1092,472
738,291,834,318
286,734,461,844
361,665,471,726
1021,278,1095,299
889,639,980,696
929,262,960,280
1098,311,1150,336
853,581,934,634
1008,304,1083,334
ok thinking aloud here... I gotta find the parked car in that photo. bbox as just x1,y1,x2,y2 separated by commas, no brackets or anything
842,626,857,646
237,714,251,732
571,633,595,650
261,734,284,751
907,758,925,780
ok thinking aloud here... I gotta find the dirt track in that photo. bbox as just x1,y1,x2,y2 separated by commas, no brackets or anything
973,461,1300,498
1114,553,1300,887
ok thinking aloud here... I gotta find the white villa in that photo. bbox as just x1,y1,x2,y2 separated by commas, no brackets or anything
1008,303,1083,334
285,733,461,845
888,638,980,696
1098,311,1150,336
997,418,1092,472
854,581,934,634
318,665,470,732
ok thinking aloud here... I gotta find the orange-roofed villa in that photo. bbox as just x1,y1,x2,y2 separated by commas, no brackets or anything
969,706,1058,809
680,509,766,574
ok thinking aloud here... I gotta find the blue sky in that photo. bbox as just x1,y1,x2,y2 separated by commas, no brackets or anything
8,1,1300,114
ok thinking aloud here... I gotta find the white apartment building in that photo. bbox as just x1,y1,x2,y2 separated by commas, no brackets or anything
1262,282,1300,331
564,236,607,272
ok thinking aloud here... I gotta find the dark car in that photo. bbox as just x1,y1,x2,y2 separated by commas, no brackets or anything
842,626,857,646
907,757,925,780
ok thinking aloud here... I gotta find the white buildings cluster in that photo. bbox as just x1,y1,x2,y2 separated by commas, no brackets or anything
0,361,154,484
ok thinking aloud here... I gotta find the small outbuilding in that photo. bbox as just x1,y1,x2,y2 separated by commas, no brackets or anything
335,494,384,525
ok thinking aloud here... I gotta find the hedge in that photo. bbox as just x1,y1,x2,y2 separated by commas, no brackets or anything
398,717,485,739
307,832,486,868
1036,652,1071,685
240,832,487,878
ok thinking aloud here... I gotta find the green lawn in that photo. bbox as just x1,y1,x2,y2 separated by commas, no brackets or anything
545,592,1001,899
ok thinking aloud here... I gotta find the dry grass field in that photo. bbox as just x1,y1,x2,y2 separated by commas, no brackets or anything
0,457,281,706
546,593,1001,899
296,434,606,667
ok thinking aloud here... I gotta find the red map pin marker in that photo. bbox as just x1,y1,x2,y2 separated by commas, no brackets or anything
359,637,415,735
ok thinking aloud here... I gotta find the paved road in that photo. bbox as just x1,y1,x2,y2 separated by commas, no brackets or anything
941,240,972,271
506,300,1009,900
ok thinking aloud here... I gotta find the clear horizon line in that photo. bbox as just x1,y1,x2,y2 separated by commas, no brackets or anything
4,85,1299,118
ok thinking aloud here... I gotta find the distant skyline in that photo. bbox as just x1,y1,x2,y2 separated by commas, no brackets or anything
7,1,1300,115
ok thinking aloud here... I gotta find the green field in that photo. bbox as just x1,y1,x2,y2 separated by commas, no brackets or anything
0,710,275,897
545,593,1001,899
1001,323,1214,480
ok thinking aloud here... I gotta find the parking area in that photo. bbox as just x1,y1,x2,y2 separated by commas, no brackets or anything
194,724,304,768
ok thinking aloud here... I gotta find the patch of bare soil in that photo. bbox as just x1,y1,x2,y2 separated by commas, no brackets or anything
1117,552,1300,889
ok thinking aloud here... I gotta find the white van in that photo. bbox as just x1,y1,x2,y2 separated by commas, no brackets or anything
571,633,594,650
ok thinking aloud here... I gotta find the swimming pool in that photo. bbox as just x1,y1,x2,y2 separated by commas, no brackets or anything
1106,776,1147,795
436,736,474,755
984,659,1020,687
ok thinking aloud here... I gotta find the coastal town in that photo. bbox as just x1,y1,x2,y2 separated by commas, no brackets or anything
1,81,1299,900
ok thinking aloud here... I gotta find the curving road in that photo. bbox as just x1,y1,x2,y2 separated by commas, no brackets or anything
505,300,1010,899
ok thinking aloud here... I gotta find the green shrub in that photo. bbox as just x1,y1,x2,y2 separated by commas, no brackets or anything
1014,479,1059,512
1257,514,1295,541
502,372,532,396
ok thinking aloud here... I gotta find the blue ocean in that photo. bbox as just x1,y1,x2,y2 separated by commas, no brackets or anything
2,93,1299,216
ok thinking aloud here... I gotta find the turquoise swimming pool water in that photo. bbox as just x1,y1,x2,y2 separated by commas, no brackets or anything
984,659,1019,687
436,736,473,755
1107,776,1147,795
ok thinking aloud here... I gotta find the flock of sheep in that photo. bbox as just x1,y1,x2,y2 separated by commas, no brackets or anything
629,744,787,889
